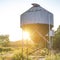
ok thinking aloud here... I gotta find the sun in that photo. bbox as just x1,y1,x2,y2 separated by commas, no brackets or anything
23,31,30,40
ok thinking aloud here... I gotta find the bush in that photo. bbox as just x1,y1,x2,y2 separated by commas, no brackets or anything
12,51,31,60
40,48,49,56
0,47,13,52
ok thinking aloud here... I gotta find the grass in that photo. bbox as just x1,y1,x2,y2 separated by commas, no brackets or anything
0,47,60,60
45,53,60,60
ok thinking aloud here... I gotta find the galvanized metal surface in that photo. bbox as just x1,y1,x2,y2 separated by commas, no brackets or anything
21,4,53,27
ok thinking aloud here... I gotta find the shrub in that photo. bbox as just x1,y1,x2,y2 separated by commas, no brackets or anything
0,47,13,52
12,51,31,60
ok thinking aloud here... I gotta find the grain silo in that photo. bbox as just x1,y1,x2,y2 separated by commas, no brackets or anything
20,3,53,47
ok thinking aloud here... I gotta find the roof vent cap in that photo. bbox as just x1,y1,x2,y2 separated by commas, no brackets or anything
32,3,40,7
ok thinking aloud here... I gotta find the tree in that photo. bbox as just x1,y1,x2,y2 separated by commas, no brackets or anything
53,25,60,50
0,35,10,47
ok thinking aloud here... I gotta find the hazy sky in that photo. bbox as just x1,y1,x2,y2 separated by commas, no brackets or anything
0,0,60,41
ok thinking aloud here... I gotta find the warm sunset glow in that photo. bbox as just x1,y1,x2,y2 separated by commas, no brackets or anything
23,31,30,40
0,0,60,41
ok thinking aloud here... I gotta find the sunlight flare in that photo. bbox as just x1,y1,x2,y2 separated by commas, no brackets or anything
23,31,30,40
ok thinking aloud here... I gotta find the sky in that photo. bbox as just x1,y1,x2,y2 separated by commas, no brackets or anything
0,0,60,41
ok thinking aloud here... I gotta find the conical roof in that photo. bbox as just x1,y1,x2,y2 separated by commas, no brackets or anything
21,3,53,27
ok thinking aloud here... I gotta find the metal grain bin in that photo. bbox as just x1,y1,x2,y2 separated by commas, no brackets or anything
20,3,53,45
